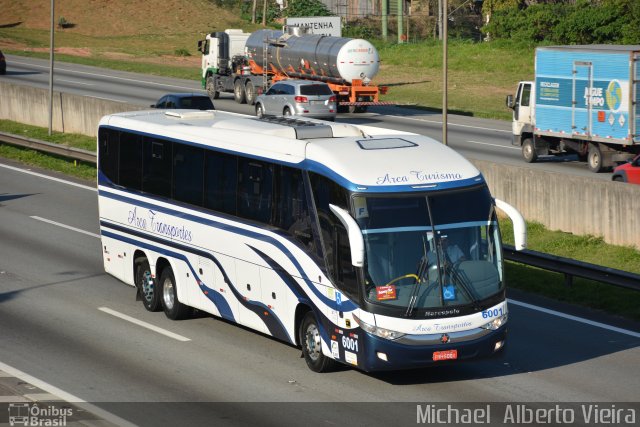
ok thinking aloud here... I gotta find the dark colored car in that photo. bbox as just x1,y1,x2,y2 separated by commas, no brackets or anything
0,50,6,75
612,154,640,184
150,93,214,110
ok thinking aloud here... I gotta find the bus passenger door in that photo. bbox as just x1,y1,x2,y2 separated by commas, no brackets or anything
236,261,266,333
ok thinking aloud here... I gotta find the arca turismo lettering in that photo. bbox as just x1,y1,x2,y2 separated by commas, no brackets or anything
376,170,463,185
417,404,490,424
128,206,193,242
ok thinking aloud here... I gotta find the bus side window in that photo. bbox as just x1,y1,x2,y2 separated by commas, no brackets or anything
98,128,119,185
173,144,204,206
119,132,143,191
204,151,238,215
237,158,274,223
275,166,313,249
310,173,358,299
143,138,172,198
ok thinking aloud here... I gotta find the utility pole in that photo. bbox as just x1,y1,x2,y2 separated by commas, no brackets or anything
382,0,388,41
48,0,54,136
438,0,443,40
442,0,448,146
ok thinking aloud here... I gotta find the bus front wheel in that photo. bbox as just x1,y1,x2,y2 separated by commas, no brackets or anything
136,259,161,312
300,311,337,373
160,267,191,320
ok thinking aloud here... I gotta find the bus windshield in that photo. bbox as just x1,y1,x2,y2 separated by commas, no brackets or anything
353,185,503,315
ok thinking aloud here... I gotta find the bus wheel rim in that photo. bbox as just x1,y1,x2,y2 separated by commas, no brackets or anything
163,278,174,309
305,323,321,361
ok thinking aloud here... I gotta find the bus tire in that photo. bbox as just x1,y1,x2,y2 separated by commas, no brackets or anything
136,259,161,312
160,267,191,320
234,80,246,104
522,138,537,163
300,311,337,373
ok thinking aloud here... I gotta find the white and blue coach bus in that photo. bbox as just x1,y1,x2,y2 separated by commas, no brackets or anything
97,109,526,372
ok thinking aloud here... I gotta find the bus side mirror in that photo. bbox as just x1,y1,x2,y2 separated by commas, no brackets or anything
506,95,515,109
494,199,527,250
329,204,365,267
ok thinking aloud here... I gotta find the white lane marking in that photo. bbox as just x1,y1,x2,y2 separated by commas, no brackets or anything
56,78,93,86
99,307,191,342
387,114,512,133
30,216,100,239
11,60,202,92
0,163,96,191
467,140,520,150
0,360,138,427
508,299,640,339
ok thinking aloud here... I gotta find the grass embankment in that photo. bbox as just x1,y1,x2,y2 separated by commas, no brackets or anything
0,120,95,181
1,119,638,321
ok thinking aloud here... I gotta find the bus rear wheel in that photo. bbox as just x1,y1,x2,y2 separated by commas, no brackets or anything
300,311,337,373
135,259,161,312
160,267,191,320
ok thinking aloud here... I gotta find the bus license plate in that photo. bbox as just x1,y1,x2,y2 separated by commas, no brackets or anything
433,350,457,361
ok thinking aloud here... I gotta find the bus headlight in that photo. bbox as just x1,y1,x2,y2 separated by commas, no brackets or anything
480,314,508,331
352,314,405,340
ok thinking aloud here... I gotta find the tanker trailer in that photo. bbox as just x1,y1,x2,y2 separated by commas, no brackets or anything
199,28,390,112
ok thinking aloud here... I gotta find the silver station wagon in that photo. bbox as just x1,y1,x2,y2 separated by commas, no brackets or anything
255,80,337,121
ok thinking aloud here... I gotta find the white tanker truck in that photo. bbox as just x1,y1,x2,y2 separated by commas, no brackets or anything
198,28,391,112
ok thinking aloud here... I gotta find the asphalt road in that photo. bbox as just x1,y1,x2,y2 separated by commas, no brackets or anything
3,54,613,181
0,160,638,426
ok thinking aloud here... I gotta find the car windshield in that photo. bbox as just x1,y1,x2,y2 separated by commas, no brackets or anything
299,84,333,96
179,96,214,110
353,185,503,315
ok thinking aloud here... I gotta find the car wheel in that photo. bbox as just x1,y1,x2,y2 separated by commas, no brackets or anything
612,175,624,183
256,104,265,118
283,107,292,117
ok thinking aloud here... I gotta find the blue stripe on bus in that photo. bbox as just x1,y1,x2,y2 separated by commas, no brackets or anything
98,188,358,312
100,228,236,321
101,223,292,342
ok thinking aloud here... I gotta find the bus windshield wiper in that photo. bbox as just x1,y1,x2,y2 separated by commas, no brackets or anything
405,236,430,317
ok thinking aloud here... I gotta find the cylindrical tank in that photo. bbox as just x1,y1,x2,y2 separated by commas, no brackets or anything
245,29,380,84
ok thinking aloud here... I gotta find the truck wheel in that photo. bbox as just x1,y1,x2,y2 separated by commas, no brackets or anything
255,103,265,118
588,144,604,173
234,80,246,104
245,81,257,105
522,138,538,163
206,76,219,100
135,259,161,312
160,266,191,320
299,311,338,373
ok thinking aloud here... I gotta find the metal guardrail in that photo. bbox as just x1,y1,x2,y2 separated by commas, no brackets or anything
504,245,640,291
0,131,96,165
0,132,638,291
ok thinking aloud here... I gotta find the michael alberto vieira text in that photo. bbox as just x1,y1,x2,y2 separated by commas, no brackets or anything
416,404,636,424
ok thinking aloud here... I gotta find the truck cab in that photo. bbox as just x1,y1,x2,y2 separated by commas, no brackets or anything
506,81,541,162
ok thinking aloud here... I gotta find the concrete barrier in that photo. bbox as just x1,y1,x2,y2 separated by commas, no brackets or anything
472,159,640,249
0,80,143,136
1,80,638,248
